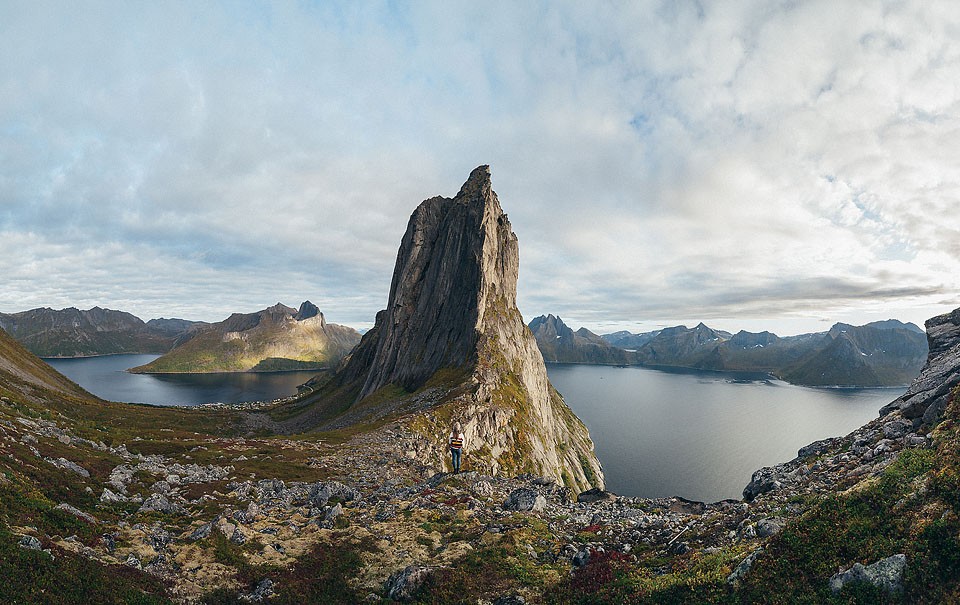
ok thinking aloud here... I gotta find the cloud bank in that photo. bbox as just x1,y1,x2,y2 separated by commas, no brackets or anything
1,1,957,335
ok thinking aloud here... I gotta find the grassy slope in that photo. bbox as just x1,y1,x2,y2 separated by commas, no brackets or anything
131,321,358,373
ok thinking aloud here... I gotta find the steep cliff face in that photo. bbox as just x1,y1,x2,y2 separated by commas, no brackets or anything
300,166,603,491
880,307,960,425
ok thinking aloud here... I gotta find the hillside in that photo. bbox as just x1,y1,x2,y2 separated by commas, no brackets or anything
0,307,203,357
129,301,360,373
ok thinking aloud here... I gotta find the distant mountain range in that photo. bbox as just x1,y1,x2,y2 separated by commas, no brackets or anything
529,315,632,365
129,301,361,373
0,307,205,357
529,315,928,387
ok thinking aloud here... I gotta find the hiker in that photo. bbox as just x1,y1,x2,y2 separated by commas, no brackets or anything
448,422,464,473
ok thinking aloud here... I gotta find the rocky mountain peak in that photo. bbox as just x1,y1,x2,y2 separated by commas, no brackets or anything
295,301,322,322
304,166,603,491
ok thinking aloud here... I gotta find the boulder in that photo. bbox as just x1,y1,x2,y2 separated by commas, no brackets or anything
881,419,912,439
385,565,433,602
829,553,907,594
577,487,617,503
743,467,781,501
727,548,763,586
503,488,546,512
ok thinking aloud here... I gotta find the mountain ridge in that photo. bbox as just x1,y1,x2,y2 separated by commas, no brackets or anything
130,300,360,373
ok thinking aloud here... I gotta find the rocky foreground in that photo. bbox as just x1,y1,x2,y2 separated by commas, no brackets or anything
1,381,952,603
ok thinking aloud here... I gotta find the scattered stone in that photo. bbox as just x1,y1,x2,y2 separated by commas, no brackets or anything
241,578,275,602
727,548,763,586
45,457,90,478
101,533,116,553
572,549,591,567
756,517,786,538
54,503,98,524
324,502,343,523
385,565,433,602
829,553,907,594
125,553,142,569
881,418,912,439
503,488,546,512
189,522,213,541
577,487,617,503
743,467,781,501
139,493,181,514
18,535,41,551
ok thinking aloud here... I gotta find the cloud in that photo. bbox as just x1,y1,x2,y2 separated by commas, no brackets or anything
0,1,958,335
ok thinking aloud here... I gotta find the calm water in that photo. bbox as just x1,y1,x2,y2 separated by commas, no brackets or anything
45,354,322,407
44,355,904,501
546,364,905,502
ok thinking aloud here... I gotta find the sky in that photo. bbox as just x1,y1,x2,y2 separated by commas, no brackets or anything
1,1,958,337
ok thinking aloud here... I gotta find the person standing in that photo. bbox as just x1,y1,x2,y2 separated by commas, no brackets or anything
448,422,464,473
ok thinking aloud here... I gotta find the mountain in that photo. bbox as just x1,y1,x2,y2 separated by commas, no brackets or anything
529,315,632,364
0,306,202,357
602,329,661,349
600,320,927,386
285,166,603,491
129,301,360,373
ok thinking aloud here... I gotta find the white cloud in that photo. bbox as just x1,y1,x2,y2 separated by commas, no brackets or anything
0,0,957,336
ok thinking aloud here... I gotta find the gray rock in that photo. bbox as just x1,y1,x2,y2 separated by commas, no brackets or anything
881,307,960,425
726,548,763,586
829,553,907,594
798,437,837,459
101,533,116,553
138,493,181,514
743,467,782,501
45,457,90,477
100,488,127,503
572,549,591,567
756,517,786,538
493,595,526,605
385,565,433,602
577,487,617,503
54,503,98,524
309,481,358,507
189,521,213,541
125,553,142,569
881,419,912,439
324,502,343,522
503,488,546,512
243,578,275,602
18,535,41,550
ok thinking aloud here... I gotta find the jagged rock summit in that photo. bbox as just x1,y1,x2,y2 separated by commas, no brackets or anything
297,166,604,491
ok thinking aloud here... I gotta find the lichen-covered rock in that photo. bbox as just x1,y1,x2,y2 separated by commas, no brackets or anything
829,553,907,594
503,488,546,512
727,548,763,586
385,565,433,602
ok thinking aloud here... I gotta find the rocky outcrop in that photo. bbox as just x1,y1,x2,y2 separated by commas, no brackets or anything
130,301,360,373
529,315,632,364
880,307,960,425
296,166,603,492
